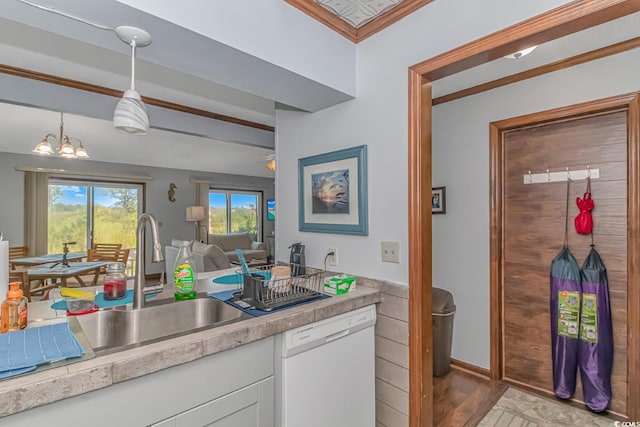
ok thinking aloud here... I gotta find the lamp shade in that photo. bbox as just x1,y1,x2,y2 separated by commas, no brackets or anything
113,89,149,134
186,206,205,222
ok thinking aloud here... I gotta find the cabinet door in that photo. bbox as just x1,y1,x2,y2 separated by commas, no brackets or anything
174,377,274,427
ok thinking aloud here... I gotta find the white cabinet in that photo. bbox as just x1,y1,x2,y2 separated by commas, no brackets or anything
153,377,273,427
4,337,274,427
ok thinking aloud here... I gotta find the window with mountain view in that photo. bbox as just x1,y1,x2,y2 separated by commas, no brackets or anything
48,180,143,253
209,190,261,241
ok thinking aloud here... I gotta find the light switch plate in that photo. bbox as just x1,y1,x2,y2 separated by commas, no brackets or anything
381,241,400,263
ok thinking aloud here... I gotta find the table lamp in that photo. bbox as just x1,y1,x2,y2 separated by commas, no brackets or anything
186,206,206,242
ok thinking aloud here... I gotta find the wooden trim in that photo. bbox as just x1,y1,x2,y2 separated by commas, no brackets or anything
408,1,640,424
408,68,432,427
450,358,491,379
433,36,640,106
411,0,640,81
463,385,508,427
489,122,503,382
284,0,432,43
626,93,640,421
0,64,275,133
355,0,433,42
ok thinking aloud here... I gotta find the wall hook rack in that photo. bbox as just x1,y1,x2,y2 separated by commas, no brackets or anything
523,167,599,184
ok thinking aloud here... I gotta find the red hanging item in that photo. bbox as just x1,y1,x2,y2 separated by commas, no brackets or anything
575,176,594,234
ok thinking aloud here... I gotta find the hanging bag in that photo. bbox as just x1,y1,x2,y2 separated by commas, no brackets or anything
550,179,581,399
575,176,594,234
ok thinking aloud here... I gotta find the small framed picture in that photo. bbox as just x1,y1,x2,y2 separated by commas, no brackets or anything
432,187,446,214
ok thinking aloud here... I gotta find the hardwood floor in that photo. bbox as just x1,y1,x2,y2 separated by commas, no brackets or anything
433,367,507,426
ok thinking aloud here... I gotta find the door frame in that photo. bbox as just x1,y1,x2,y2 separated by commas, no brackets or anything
407,1,640,425
488,93,640,417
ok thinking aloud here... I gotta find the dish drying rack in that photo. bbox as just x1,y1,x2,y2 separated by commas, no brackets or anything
233,263,324,311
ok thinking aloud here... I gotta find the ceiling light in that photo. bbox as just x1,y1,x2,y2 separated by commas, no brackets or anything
266,154,276,171
504,45,537,59
32,112,89,159
113,26,151,135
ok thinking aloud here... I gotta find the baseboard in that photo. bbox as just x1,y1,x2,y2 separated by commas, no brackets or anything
450,358,491,379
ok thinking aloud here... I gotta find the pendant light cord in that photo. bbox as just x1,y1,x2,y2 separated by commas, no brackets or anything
17,0,114,31
130,40,137,91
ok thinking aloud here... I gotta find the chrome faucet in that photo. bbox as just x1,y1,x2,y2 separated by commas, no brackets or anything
133,213,165,309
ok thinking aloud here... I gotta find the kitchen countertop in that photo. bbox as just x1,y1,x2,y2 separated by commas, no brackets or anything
0,268,381,417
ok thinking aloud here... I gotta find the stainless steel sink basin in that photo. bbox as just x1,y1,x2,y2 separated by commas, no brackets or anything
75,293,248,355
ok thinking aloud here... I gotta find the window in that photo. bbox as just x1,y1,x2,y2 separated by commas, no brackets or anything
208,190,261,240
48,179,143,253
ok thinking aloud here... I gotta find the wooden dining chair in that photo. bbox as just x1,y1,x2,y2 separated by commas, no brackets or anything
87,248,131,276
9,246,28,270
91,243,122,251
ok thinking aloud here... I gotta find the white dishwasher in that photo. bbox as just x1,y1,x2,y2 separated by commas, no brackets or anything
275,304,376,427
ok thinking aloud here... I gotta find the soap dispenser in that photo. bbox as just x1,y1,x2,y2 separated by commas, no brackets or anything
1,282,28,333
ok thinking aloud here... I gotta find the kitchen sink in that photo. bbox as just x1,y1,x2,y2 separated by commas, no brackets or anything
74,293,248,355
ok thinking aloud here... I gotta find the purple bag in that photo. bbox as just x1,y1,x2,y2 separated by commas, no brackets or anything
578,247,613,412
550,246,581,399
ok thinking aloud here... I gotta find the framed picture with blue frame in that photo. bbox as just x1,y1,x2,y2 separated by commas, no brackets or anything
298,145,368,235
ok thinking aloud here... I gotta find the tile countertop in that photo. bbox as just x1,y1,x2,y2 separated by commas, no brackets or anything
0,268,381,417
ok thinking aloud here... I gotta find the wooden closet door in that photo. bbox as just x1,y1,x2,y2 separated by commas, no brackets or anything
502,111,628,415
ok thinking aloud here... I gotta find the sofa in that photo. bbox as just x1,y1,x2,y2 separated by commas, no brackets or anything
164,239,231,284
207,232,267,263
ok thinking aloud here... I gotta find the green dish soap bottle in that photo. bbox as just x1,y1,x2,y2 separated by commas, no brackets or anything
173,242,197,300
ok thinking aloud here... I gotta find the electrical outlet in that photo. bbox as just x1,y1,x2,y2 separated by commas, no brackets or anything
328,247,338,266
381,241,400,263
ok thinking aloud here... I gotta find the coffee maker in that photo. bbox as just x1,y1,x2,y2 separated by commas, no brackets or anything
288,242,306,276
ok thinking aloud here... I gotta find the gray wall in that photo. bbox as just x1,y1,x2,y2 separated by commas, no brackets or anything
0,152,274,274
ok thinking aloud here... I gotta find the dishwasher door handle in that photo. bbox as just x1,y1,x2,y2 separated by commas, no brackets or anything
325,329,350,343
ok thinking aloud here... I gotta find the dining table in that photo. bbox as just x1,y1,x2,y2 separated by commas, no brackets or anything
26,261,110,299
10,252,87,269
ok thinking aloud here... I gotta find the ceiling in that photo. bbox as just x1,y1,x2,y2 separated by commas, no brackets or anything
1,1,638,179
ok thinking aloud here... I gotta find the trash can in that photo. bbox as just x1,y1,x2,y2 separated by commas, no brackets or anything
432,287,456,377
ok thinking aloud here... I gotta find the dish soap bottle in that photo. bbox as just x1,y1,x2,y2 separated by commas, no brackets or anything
1,282,28,333
173,242,197,300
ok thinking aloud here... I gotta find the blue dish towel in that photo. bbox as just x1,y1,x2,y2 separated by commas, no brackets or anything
208,289,330,317
0,322,84,379
51,289,157,310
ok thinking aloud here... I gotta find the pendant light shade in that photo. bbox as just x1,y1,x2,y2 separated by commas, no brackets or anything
113,88,149,134
32,114,89,159
113,26,151,135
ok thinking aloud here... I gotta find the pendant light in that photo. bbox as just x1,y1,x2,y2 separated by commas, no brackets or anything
113,26,151,135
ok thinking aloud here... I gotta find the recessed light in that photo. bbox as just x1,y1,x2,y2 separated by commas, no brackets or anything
504,45,537,59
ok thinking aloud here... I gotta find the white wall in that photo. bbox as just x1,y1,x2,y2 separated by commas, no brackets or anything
276,0,570,278
116,0,356,96
432,49,640,367
0,152,274,275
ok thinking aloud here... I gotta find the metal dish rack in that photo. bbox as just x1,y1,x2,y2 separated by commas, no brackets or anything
233,263,323,311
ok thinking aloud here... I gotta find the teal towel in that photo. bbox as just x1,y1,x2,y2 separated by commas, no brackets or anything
0,322,84,378
51,289,157,310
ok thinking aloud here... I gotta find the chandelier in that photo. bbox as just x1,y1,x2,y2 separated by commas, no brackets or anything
32,112,89,158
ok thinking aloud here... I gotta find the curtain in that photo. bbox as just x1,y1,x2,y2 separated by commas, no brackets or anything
24,171,49,255
195,182,210,243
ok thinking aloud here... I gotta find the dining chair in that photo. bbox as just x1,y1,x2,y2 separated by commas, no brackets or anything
8,246,28,270
87,248,131,275
91,243,122,251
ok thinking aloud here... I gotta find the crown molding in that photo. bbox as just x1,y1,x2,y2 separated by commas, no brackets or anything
284,0,433,43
